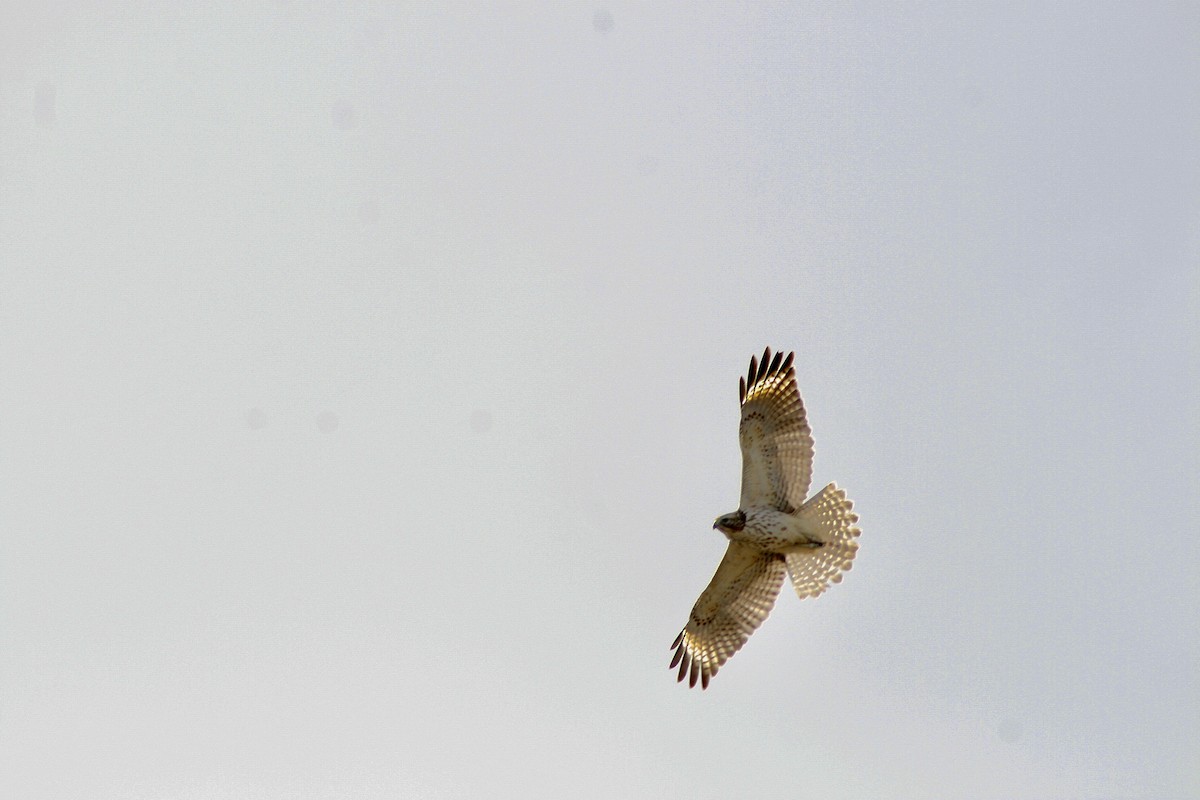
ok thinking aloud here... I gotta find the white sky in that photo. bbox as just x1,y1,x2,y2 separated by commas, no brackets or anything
2,3,1197,799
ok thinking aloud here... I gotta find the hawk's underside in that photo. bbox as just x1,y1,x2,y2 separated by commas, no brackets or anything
670,348,860,689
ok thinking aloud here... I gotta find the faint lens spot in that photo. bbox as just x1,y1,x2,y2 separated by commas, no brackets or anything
470,409,493,434
332,102,356,130
245,407,268,430
357,199,380,223
316,410,340,433
997,717,1023,743
593,9,614,34
34,82,56,127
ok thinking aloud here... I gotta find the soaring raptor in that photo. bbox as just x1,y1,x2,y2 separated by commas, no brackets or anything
670,348,860,689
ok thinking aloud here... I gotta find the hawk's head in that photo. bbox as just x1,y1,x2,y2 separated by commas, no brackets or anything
713,510,747,535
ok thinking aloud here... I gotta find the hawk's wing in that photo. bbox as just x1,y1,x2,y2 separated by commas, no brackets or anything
738,348,814,511
670,542,787,689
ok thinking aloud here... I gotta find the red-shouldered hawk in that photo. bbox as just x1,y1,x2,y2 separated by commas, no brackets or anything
670,348,861,689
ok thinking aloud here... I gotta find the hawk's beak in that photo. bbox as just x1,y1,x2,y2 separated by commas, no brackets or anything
712,520,720,530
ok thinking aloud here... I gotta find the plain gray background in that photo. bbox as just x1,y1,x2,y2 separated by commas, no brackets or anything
2,3,1197,798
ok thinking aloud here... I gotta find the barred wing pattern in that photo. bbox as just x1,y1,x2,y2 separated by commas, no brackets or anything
670,543,787,689
738,348,814,512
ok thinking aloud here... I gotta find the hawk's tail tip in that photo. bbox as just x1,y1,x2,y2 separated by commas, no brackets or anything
785,483,861,600
801,482,861,548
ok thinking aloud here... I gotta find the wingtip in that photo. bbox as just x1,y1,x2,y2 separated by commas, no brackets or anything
743,347,799,398
670,646,684,669
676,651,691,683
671,635,715,689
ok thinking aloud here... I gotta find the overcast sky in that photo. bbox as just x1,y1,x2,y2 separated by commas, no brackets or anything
2,3,1198,799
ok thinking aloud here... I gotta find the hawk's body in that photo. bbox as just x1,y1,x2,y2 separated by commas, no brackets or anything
670,348,860,689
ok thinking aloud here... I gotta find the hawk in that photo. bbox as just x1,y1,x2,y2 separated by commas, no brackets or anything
670,348,860,689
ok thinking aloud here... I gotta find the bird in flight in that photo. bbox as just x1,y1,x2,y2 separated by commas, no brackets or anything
670,348,860,689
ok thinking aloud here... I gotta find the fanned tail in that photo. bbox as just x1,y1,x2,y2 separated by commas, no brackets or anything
785,483,860,599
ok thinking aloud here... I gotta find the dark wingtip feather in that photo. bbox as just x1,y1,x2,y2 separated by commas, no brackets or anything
747,355,758,390
688,660,700,688
739,376,746,403
782,351,795,373
676,652,690,683
670,631,683,650
670,645,684,669
701,669,710,690
768,349,783,375
756,347,771,381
